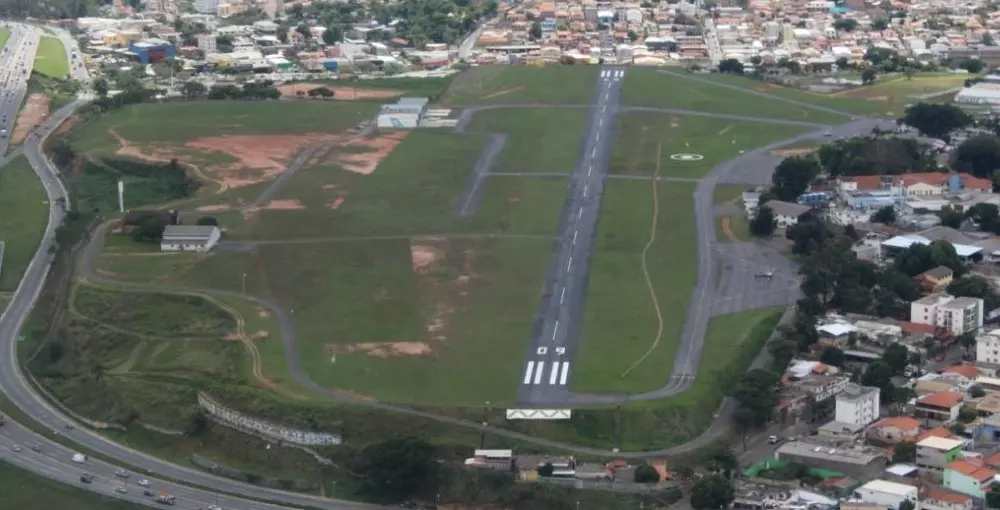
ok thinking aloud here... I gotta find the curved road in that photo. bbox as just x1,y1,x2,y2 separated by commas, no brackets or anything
0,28,902,510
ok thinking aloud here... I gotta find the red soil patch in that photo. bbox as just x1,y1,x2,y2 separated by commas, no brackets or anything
278,83,404,101
325,342,433,358
410,243,442,272
53,114,80,136
339,132,410,175
10,94,51,145
258,199,305,210
196,204,232,212
186,133,339,188
329,196,345,209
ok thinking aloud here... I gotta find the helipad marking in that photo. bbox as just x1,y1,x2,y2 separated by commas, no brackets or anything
670,153,705,161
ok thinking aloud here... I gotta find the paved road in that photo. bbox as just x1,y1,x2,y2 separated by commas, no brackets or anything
517,66,626,406
0,24,41,155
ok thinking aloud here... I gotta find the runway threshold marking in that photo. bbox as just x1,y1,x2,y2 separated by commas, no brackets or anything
533,361,545,384
549,363,560,384
559,362,570,385
523,361,535,384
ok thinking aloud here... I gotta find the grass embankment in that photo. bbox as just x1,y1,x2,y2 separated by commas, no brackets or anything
466,107,589,174
0,155,48,292
32,35,68,78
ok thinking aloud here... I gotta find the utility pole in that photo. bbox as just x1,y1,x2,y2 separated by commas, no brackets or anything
241,272,247,295
613,404,621,452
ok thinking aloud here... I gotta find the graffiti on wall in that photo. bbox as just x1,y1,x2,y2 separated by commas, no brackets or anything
198,393,341,446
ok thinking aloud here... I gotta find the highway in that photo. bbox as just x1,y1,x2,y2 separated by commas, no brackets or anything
517,66,626,405
0,24,40,155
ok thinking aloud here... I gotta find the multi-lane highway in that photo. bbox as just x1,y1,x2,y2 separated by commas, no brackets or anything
517,67,625,405
0,24,41,156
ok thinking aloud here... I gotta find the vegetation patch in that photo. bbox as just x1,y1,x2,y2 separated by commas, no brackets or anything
466,107,589,174
0,155,48,291
73,285,235,338
574,180,697,394
439,65,600,105
610,112,810,178
32,35,68,78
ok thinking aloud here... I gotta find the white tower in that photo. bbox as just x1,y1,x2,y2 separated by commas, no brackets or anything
118,180,125,213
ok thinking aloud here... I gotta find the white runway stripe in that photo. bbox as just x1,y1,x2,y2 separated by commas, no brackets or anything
559,362,570,385
523,361,535,384
549,362,560,385
533,361,545,385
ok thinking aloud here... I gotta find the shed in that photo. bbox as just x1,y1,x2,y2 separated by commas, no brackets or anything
160,225,221,252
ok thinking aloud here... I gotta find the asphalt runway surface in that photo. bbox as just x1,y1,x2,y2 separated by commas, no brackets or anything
516,66,626,406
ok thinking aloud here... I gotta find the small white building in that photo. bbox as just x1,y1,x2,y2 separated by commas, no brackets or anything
160,225,221,252
977,329,1000,364
377,97,428,129
854,480,919,510
835,383,881,426
759,200,812,228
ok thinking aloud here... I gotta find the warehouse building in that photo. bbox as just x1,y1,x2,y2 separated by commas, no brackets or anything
377,97,429,129
775,441,888,478
954,82,1000,107
129,38,175,64
853,480,919,510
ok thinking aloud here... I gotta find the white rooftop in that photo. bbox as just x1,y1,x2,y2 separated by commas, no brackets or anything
858,479,918,496
883,234,982,257
916,436,964,451
818,323,856,337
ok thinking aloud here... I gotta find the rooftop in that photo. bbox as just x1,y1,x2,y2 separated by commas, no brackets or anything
776,441,884,465
916,436,965,451
947,459,996,481
924,488,972,505
941,364,979,380
917,391,964,409
162,225,218,241
761,199,812,218
883,235,982,257
857,479,917,496
837,383,879,402
871,417,920,430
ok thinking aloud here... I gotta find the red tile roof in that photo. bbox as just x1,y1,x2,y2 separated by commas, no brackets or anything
899,321,937,335
942,364,979,380
871,417,921,430
918,391,964,408
947,459,996,482
925,488,972,505
918,427,959,442
985,452,1000,468
848,172,991,192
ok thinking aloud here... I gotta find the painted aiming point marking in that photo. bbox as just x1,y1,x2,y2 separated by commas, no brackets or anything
537,347,547,355
670,153,705,161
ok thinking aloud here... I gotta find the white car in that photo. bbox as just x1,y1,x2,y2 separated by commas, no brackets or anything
114,469,130,479
12,445,21,452
115,486,128,494
137,479,150,487
208,505,223,510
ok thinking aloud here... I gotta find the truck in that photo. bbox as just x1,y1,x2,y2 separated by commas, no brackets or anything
155,492,176,506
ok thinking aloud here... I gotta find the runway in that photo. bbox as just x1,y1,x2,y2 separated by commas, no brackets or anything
516,67,626,405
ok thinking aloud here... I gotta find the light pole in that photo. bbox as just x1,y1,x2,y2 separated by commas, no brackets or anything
241,272,247,294
480,400,490,448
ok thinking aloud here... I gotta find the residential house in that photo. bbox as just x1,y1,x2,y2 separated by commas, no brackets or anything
941,364,981,385
867,417,921,444
853,480,919,510
159,225,221,252
915,436,965,477
921,488,973,510
835,383,881,426
818,420,865,441
790,374,850,403
944,458,997,498
759,200,812,228
915,392,965,423
919,266,955,292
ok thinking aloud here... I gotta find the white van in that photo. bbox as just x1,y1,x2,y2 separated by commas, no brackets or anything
72,453,86,463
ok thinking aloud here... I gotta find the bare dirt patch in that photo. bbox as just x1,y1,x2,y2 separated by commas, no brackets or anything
772,148,817,157
278,83,404,101
866,96,890,103
187,133,339,188
410,243,442,272
11,93,51,145
669,117,680,129
196,204,233,212
329,197,346,209
259,199,305,210
330,131,410,175
53,113,80,136
325,341,433,358
480,85,526,100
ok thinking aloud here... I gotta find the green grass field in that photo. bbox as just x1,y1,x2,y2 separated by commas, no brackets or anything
713,184,753,205
610,112,810,178
622,69,848,124
0,461,146,510
466,107,589,174
0,155,48,292
66,101,379,152
832,73,968,112
257,237,552,405
439,65,600,106
0,28,10,50
716,216,750,242
573,180,697,394
32,35,68,78
703,72,905,117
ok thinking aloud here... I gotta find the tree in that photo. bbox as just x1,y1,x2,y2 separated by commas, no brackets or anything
691,475,735,510
819,347,846,367
948,276,1000,311
953,135,1000,179
537,462,554,477
718,58,745,75
731,369,780,426
844,224,860,241
883,343,910,375
972,384,987,398
872,17,889,30
834,18,859,32
861,359,895,401
938,206,965,229
196,216,218,226
733,407,757,450
634,463,660,483
131,216,165,244
359,437,438,502
295,23,312,39
901,103,972,139
893,441,916,463
322,25,343,45
987,487,1000,510
627,30,639,42
872,205,896,224
861,68,877,85
92,77,109,97
771,156,821,201
529,21,542,40
181,80,207,100
899,500,916,510
959,58,986,74
749,206,777,238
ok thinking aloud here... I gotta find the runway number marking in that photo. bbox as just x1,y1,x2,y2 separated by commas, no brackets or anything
556,347,566,355
537,347,548,355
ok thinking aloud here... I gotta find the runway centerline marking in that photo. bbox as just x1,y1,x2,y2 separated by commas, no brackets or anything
567,257,573,273
552,320,560,340
523,361,535,384
583,184,589,197
560,287,566,304
578,207,583,220
533,361,545,385
591,147,596,158
573,230,578,244
596,131,600,142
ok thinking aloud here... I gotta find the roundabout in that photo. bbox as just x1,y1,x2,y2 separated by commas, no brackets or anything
670,153,705,161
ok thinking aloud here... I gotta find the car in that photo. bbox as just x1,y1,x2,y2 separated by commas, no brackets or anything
80,474,94,484
824,130,833,137
11,445,20,452
29,443,40,452
144,489,157,497
115,486,128,494
137,479,150,487
114,469,130,479
767,435,780,444
208,505,222,510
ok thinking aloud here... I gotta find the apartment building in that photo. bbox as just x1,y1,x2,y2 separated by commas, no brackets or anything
835,383,880,426
911,293,984,336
